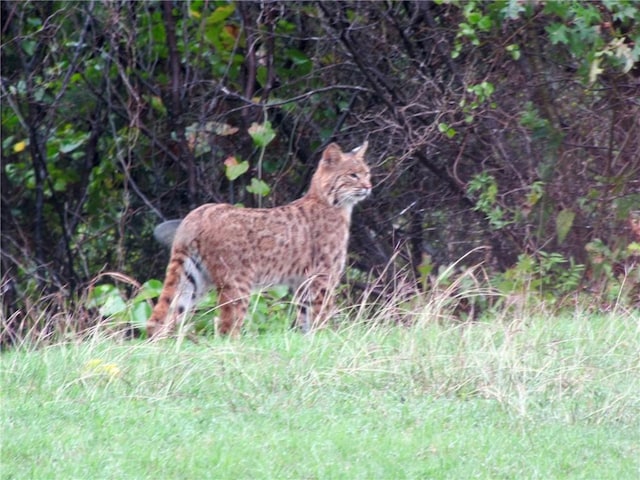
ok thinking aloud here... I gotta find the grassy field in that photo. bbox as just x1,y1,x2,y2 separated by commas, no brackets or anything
2,309,639,479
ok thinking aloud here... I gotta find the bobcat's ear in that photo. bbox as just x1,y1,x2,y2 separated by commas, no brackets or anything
352,141,368,160
322,143,344,167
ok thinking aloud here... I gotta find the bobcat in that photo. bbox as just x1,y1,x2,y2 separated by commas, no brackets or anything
147,141,372,338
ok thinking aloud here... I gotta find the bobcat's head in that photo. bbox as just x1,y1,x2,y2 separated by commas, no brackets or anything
311,141,372,208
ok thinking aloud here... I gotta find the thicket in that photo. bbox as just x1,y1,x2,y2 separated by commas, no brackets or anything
2,1,639,343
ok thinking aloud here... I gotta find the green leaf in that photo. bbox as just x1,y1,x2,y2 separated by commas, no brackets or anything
225,159,249,181
467,12,482,24
248,121,276,148
133,279,164,302
130,301,151,327
547,23,569,45
543,1,570,19
613,5,637,22
59,134,89,153
506,44,521,60
26,16,42,28
22,40,36,56
246,177,271,197
627,242,640,256
285,48,312,75
99,294,127,318
286,48,311,66
526,181,545,207
556,209,575,244
502,0,525,20
477,15,492,31
268,285,289,299
481,81,494,97
206,4,235,25
87,284,119,309
256,65,268,88
437,122,449,133
149,95,167,116
437,122,457,137
2,135,15,151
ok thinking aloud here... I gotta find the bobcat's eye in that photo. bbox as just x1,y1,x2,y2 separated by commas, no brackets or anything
349,173,359,179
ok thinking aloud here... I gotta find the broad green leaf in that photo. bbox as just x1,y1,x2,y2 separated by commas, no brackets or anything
285,48,312,75
268,285,289,299
26,16,42,27
437,124,457,138
467,12,482,24
87,284,119,308
22,40,36,56
60,133,89,153
543,1,570,19
506,44,521,60
556,209,575,244
98,294,127,317
248,121,276,148
526,181,545,207
149,96,167,116
286,48,311,66
627,242,640,256
133,279,164,302
256,65,268,88
206,4,235,25
246,177,271,197
130,301,151,326
224,157,249,181
477,15,492,31
612,5,637,22
547,23,569,45
481,81,494,97
53,176,67,192
503,0,525,20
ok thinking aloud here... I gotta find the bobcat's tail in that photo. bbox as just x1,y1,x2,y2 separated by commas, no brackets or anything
153,219,182,248
146,247,210,338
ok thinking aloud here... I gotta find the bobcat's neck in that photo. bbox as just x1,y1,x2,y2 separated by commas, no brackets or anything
301,190,354,224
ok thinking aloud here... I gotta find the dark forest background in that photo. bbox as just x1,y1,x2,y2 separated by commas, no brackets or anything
2,1,639,342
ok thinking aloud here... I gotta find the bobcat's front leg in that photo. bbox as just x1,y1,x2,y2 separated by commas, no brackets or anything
217,286,250,338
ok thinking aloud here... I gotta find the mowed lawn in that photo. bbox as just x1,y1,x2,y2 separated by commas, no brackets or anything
2,311,639,479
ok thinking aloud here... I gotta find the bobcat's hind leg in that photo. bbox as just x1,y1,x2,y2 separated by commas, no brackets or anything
148,278,199,339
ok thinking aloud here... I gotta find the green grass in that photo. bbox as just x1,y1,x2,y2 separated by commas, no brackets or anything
2,311,639,479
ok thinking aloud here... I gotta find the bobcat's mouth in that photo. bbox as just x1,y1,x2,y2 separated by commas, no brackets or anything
355,188,372,199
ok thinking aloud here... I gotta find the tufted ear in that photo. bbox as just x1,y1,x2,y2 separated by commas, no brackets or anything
321,143,344,167
351,140,368,160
